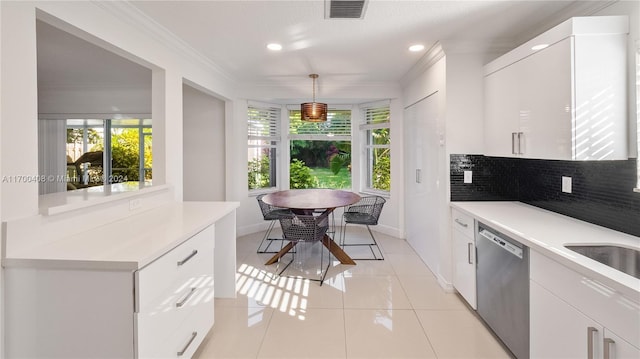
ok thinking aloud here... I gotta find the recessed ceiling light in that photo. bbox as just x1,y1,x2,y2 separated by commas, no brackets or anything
267,43,282,51
409,44,425,52
531,44,549,51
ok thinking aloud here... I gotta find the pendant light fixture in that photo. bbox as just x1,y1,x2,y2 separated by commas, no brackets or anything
301,74,328,122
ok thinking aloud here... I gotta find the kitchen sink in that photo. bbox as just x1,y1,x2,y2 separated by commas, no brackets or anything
565,245,640,280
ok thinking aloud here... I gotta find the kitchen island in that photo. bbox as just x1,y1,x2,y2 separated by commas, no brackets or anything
3,198,239,359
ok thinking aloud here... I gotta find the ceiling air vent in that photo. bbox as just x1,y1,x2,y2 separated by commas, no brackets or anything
326,0,368,19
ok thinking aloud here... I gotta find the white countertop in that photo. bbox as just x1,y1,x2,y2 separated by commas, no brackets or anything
38,182,164,215
3,201,239,271
451,201,640,300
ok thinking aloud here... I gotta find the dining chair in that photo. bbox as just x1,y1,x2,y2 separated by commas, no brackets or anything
276,211,331,285
340,195,386,260
256,194,292,253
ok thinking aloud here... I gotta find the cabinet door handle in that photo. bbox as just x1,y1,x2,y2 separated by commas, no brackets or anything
604,337,615,359
517,132,524,154
512,132,518,154
177,250,198,266
454,218,468,228
416,169,421,183
587,327,598,359
467,243,473,264
176,287,197,308
177,331,198,356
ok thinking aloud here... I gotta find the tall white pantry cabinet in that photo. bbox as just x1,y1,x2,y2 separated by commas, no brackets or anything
484,16,629,160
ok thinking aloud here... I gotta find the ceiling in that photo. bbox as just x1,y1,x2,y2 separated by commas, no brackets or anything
128,0,614,87
36,0,617,101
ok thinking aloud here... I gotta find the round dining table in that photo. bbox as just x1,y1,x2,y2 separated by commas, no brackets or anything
262,189,360,266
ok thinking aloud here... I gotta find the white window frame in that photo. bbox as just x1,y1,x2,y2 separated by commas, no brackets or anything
248,101,281,194
360,100,391,196
65,118,152,185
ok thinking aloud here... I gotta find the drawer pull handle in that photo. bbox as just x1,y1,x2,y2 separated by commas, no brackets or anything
176,287,197,308
177,331,198,356
454,219,468,228
587,327,598,359
604,337,615,359
177,250,198,266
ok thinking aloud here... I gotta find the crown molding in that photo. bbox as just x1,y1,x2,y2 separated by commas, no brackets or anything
400,42,445,87
91,0,236,83
38,83,151,91
512,0,619,45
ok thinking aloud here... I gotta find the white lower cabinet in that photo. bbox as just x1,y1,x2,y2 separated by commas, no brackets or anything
604,329,640,359
530,251,640,359
136,225,215,358
531,280,604,358
451,209,476,309
5,224,216,359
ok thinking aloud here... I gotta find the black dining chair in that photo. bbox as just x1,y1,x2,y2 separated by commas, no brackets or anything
276,211,331,285
256,194,292,253
340,195,386,260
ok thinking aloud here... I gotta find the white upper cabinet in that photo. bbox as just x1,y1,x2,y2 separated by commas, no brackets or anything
484,16,629,160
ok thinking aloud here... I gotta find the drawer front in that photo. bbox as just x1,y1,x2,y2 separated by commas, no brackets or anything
136,225,215,311
451,209,474,238
136,271,215,359
169,302,215,359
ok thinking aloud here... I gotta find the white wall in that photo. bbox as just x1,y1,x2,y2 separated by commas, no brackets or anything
1,1,237,220
183,84,226,201
0,1,4,353
0,3,237,356
441,52,486,285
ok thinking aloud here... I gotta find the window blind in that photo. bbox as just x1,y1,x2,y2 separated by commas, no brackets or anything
360,103,390,130
248,106,280,140
289,109,351,137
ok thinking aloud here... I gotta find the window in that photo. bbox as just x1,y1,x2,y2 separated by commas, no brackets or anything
38,118,152,194
248,104,280,191
360,102,391,193
289,109,351,189
65,119,152,190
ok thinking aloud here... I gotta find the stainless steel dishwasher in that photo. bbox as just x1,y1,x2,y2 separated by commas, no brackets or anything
476,223,529,359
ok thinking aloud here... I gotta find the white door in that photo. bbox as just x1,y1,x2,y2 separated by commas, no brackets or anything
484,63,520,157
530,280,604,358
452,227,476,309
603,329,640,359
404,92,439,271
519,37,573,160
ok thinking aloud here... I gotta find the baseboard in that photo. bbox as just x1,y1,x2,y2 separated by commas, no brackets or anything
237,222,270,237
368,223,401,239
436,272,455,293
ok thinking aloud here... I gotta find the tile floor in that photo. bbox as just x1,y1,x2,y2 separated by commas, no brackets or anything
194,227,512,359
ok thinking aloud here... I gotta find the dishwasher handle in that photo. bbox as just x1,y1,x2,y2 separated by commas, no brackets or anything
478,228,523,259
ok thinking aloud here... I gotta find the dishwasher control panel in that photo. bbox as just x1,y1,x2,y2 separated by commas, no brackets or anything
478,227,524,259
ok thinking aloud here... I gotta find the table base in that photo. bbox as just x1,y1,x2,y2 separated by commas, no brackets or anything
264,234,356,266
